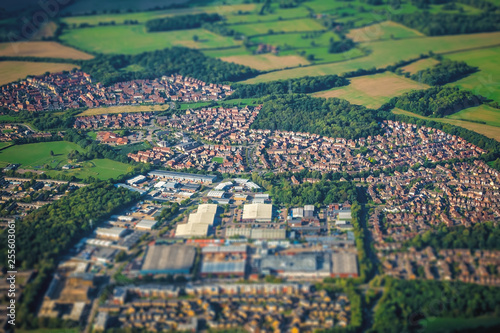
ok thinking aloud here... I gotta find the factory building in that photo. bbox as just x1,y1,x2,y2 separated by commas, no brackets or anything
242,203,273,222
175,204,219,238
96,227,127,240
225,228,286,240
259,253,331,279
140,244,196,275
135,219,158,231
331,252,359,278
200,245,248,278
148,170,217,183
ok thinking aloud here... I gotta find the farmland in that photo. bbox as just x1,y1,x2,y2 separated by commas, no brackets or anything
392,108,500,142
0,61,80,86
446,105,500,128
347,21,423,43
59,25,241,55
400,58,440,74
313,72,429,109
0,41,93,59
221,54,309,71
79,104,169,116
230,18,326,36
444,46,500,103
241,31,500,83
0,141,131,180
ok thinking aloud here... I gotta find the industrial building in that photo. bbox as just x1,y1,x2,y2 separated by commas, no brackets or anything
126,175,147,186
141,244,196,275
242,203,273,222
258,253,331,279
96,227,127,240
148,170,217,183
225,227,286,240
135,219,158,231
175,204,219,238
200,245,248,278
201,261,246,278
331,252,359,278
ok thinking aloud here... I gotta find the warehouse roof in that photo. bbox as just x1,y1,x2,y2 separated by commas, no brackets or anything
242,203,273,221
135,219,158,230
202,245,247,254
149,170,217,182
141,244,196,273
175,222,209,238
207,190,225,198
331,252,358,275
96,227,126,238
201,261,246,274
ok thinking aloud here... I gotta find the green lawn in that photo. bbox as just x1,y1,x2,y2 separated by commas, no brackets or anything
212,157,224,163
445,46,500,103
0,142,131,180
0,142,12,150
230,18,325,36
178,101,214,110
242,31,500,83
0,115,19,122
60,25,241,54
421,316,500,333
446,104,500,127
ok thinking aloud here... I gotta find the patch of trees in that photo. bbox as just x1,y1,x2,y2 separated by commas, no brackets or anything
408,59,478,85
372,278,500,332
155,203,180,223
457,0,498,11
392,12,500,35
79,47,260,85
383,86,483,117
405,222,500,250
229,75,349,98
251,94,382,139
145,13,222,32
328,38,355,54
0,182,139,269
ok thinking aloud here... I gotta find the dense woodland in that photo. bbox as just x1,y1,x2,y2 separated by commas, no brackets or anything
405,222,500,250
251,94,382,139
229,75,348,98
372,278,500,332
79,47,260,86
384,87,483,117
392,12,500,36
407,59,477,86
145,13,222,32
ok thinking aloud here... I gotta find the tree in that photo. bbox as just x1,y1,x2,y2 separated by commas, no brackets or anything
192,34,199,42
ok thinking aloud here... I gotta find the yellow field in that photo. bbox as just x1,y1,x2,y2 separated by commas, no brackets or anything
401,58,440,74
347,21,423,42
393,108,500,142
79,104,169,116
0,41,93,59
220,54,310,71
313,72,429,109
0,61,80,86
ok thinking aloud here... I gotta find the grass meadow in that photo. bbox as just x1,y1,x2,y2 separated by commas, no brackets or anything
0,41,93,59
0,61,80,86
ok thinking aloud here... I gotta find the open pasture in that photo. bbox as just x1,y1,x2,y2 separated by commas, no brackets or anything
446,105,500,128
0,61,80,86
59,25,240,54
400,58,440,74
313,72,428,109
79,104,169,116
347,21,423,43
220,53,309,71
241,31,500,83
230,18,325,36
0,41,93,59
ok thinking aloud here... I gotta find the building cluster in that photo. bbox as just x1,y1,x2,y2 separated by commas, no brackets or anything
0,123,53,142
379,247,500,286
95,283,351,332
0,71,233,112
74,112,152,129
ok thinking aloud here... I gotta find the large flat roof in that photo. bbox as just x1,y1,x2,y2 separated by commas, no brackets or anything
331,252,358,275
201,261,246,274
242,203,273,221
149,170,217,182
141,244,196,273
175,223,209,237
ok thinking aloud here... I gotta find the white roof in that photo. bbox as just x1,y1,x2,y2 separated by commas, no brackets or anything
96,227,126,237
197,204,218,215
136,219,157,229
214,182,233,190
338,211,352,220
175,223,209,237
246,182,261,189
242,203,273,221
207,190,225,198
154,181,166,188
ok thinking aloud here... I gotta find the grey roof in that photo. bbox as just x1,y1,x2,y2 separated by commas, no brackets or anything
201,261,246,274
149,170,217,182
331,252,358,275
141,244,196,273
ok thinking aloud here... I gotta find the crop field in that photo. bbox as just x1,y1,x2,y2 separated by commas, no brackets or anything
249,31,340,49
0,141,131,180
224,6,307,24
392,108,500,142
241,31,500,83
347,21,423,43
221,53,309,71
79,104,169,116
60,25,241,54
230,18,325,36
400,58,440,74
446,105,500,127
445,46,500,103
313,72,429,109
0,61,80,86
0,41,93,59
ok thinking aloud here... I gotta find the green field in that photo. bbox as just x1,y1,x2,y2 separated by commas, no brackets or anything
242,31,500,83
393,108,500,142
445,46,500,103
60,25,241,54
230,18,325,36
421,316,500,333
0,142,131,180
446,104,500,127
0,142,12,150
347,21,423,43
212,157,224,163
249,31,340,49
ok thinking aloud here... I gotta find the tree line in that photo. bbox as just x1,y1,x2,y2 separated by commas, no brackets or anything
406,59,478,86
251,94,382,140
229,75,349,98
79,47,260,86
145,13,222,32
382,86,483,117
392,12,500,36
